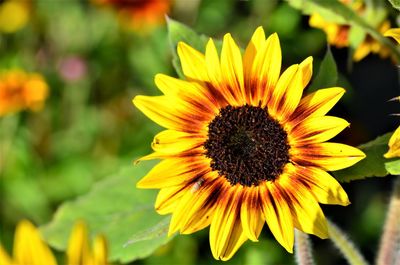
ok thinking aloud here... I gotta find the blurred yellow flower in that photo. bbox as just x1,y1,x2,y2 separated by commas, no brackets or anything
0,220,108,265
94,0,171,31
0,0,30,33
309,0,391,61
384,31,400,159
0,69,49,116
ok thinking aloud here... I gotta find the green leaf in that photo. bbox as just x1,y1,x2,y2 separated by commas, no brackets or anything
388,0,400,11
308,46,338,92
286,0,400,61
41,161,174,263
334,132,400,182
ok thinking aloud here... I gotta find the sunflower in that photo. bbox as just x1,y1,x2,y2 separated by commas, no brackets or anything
133,27,365,260
93,0,170,31
0,220,108,265
309,0,392,61
0,69,48,116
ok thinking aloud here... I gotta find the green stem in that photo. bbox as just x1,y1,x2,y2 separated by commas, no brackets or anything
327,220,369,265
294,229,315,265
376,177,400,265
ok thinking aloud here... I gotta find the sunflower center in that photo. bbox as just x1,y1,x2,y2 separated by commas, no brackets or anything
204,105,290,187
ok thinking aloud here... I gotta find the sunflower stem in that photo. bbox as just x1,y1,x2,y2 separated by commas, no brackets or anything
327,220,369,265
376,177,400,265
294,229,315,265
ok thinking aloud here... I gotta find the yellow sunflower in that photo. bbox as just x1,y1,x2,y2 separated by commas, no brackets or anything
133,27,365,260
0,220,108,265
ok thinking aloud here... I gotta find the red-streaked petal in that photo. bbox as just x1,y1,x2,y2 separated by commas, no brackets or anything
240,187,264,242
291,142,366,171
210,185,248,261
260,182,294,253
288,116,350,146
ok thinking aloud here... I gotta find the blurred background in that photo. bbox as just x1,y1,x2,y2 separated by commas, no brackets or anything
0,0,399,264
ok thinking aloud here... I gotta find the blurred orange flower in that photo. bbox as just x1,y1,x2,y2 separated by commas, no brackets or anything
0,69,49,116
0,0,30,33
309,0,391,61
94,0,171,31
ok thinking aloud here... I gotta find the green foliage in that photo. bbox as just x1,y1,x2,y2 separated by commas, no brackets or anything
308,46,338,92
41,161,174,263
388,0,400,10
335,132,400,182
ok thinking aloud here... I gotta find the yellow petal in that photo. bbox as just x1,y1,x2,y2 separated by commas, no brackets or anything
353,42,371,62
289,87,345,127
240,187,264,242
281,175,329,239
210,186,247,261
243,26,266,86
155,185,187,214
299,56,313,88
0,243,12,265
92,235,108,265
269,64,298,118
384,126,400,158
253,33,282,105
260,183,294,253
205,38,223,88
67,221,90,265
276,66,304,120
220,33,245,104
137,158,207,189
384,28,400,44
177,42,209,81
169,177,219,236
294,166,350,206
151,129,204,155
291,142,366,171
289,116,350,146
154,74,219,113
133,95,207,132
14,220,57,265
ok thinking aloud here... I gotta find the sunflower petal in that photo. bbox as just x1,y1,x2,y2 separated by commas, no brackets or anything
289,116,350,146
155,73,220,114
269,64,298,117
155,185,187,214
291,142,366,171
0,244,12,265
243,26,266,102
289,188,328,239
384,126,400,158
210,186,248,260
92,235,108,265
177,42,208,81
276,66,304,120
205,38,223,86
133,95,207,132
67,221,90,265
299,56,313,88
170,177,220,235
261,183,294,253
151,130,204,155
289,87,345,127
137,158,207,189
240,187,264,242
14,220,57,265
253,33,282,105
294,166,350,205
221,33,245,104
384,28,400,44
